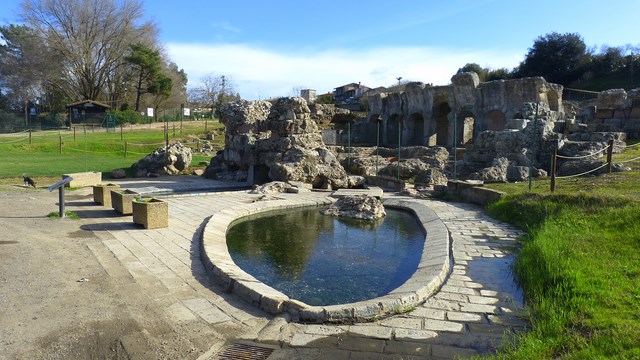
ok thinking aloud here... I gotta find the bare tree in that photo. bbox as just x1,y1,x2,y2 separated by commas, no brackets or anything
289,85,306,98
189,73,238,111
21,0,158,101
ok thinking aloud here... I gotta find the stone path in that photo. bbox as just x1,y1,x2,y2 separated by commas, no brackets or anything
68,177,528,359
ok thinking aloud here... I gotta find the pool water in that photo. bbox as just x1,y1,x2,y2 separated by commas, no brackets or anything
226,207,425,306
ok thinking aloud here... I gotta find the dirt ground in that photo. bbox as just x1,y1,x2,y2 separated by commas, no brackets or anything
0,186,218,359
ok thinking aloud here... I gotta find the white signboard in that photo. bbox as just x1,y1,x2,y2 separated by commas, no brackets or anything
183,108,191,116
147,108,154,117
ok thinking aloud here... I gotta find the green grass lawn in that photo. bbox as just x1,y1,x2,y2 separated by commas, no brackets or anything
483,145,640,359
0,120,223,184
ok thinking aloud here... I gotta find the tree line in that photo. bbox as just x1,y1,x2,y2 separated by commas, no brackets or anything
457,32,640,90
2,4,638,131
0,0,189,128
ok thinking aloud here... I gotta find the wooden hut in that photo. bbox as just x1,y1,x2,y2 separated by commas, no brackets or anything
66,100,110,126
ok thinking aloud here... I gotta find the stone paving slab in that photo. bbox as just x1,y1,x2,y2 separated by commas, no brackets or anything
67,178,529,359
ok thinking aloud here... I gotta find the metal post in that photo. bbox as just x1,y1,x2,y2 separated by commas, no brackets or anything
397,119,401,181
453,112,457,180
347,121,351,169
529,103,539,192
376,118,381,176
550,147,557,193
180,103,184,133
606,139,614,173
58,186,65,218
84,125,87,171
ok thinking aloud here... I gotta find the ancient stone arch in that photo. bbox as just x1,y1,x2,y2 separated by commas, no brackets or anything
408,113,425,146
433,102,451,147
457,111,476,145
368,73,564,148
386,114,402,147
547,90,560,111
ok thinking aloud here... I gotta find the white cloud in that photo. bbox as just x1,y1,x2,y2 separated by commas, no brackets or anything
209,21,242,34
167,43,523,100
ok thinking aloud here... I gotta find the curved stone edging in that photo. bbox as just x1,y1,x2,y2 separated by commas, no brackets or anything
200,196,451,323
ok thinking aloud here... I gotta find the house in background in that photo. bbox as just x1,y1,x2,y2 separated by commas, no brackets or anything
333,82,371,103
300,89,317,104
66,100,110,126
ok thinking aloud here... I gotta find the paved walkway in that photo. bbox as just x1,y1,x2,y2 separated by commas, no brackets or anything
68,177,528,359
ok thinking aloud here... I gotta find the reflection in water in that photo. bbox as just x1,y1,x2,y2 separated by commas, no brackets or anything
226,207,425,306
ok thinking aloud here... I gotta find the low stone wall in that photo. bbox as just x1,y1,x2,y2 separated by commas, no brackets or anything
446,180,506,206
62,171,102,188
199,196,451,323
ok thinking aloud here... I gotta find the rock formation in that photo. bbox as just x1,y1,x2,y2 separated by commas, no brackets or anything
131,142,192,177
321,195,386,220
332,145,450,186
205,97,348,189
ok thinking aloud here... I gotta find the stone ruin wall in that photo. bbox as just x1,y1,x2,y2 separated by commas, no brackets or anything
574,88,640,139
204,97,349,189
366,72,565,149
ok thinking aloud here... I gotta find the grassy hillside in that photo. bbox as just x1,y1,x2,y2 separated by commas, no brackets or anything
483,144,640,358
0,121,224,185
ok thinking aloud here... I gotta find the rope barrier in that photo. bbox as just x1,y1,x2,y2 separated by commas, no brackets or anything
0,136,29,144
626,142,640,148
64,147,123,155
126,150,153,155
556,145,609,159
556,162,609,179
617,155,640,164
127,141,166,146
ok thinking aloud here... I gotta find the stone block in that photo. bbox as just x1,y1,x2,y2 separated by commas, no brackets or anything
132,198,169,229
111,189,140,215
62,171,102,188
92,183,120,206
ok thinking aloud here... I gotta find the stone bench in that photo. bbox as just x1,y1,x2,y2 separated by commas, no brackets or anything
62,171,102,188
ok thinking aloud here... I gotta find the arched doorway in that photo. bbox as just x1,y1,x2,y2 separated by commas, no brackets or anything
432,102,451,146
457,111,475,145
487,109,506,131
408,113,424,146
547,90,560,111
386,114,402,147
368,114,381,144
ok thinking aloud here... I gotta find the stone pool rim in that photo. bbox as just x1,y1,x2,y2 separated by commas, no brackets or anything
200,195,451,323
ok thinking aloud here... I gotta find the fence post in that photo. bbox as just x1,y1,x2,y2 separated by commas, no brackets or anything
73,126,76,141
124,141,128,158
29,129,32,144
606,139,614,173
550,147,557,193
120,123,123,140
59,135,62,154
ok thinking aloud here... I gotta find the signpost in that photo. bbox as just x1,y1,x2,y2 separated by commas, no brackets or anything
48,177,74,218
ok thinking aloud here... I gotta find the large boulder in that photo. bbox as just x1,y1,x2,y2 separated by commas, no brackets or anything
321,195,386,220
131,142,192,177
378,158,432,180
469,157,509,183
414,168,448,186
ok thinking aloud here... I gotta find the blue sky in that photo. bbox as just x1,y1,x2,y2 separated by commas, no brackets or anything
2,0,640,100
